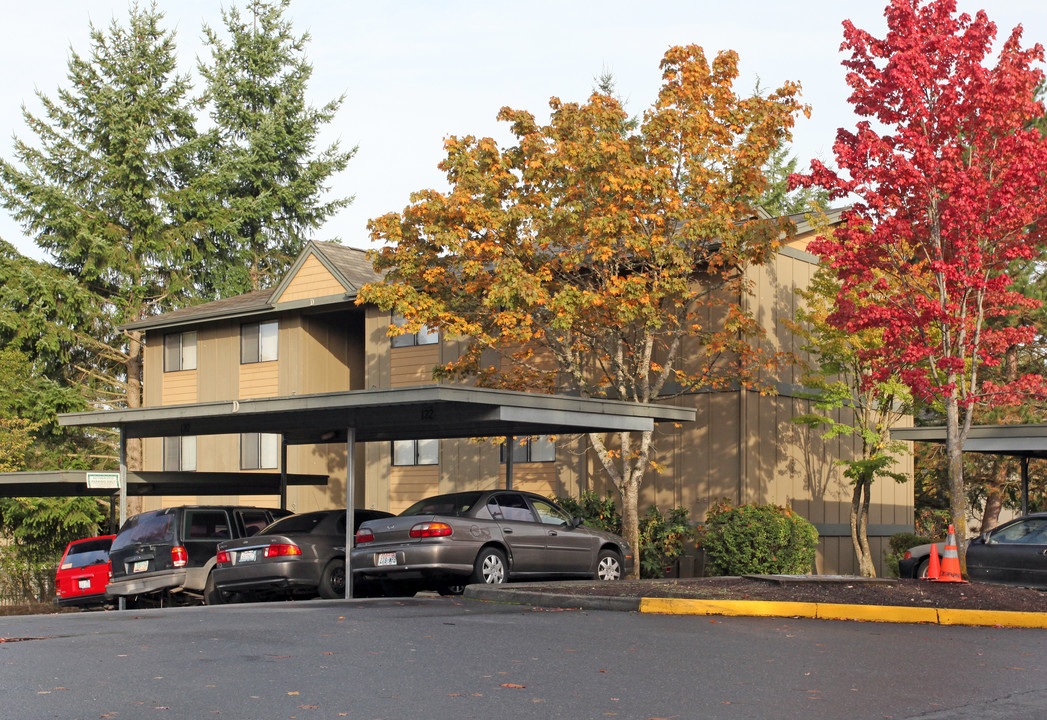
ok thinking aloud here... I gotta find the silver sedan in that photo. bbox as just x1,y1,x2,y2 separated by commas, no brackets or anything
350,490,633,596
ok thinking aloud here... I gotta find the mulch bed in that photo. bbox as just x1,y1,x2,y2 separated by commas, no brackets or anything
520,576,1047,613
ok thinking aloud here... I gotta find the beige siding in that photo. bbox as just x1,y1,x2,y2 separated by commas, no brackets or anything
276,254,346,303
239,361,279,399
389,465,440,514
161,370,198,406
390,345,440,387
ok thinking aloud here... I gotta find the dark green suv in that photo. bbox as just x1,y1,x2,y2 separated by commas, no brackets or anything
106,505,291,606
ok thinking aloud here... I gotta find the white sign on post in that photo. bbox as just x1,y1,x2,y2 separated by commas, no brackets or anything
86,472,120,490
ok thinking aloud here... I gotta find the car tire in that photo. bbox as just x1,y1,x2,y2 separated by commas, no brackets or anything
437,584,466,596
594,549,623,581
470,547,508,585
319,559,346,599
203,572,226,605
916,557,932,579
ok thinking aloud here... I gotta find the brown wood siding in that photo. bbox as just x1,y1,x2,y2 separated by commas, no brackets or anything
276,254,346,303
390,345,440,387
389,465,440,514
161,370,198,406
501,463,559,498
239,361,279,399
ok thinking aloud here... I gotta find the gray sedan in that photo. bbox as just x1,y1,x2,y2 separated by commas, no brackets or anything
213,509,392,601
350,490,633,596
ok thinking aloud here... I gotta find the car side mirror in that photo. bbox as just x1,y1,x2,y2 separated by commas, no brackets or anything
570,516,584,529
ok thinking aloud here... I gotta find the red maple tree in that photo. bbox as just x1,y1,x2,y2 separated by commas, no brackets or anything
792,0,1047,564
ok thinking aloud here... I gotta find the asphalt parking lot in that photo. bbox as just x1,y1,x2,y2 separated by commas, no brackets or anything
3,595,1047,720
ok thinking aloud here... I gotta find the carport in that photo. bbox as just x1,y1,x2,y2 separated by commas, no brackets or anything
891,424,1047,515
58,385,694,598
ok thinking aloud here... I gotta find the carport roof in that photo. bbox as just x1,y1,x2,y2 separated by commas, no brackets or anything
891,424,1047,459
0,470,329,497
58,385,695,444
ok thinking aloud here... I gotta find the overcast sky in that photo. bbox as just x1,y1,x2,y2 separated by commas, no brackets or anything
2,0,1046,262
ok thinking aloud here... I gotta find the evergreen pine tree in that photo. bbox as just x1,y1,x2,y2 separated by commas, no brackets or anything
0,2,207,469
199,0,355,296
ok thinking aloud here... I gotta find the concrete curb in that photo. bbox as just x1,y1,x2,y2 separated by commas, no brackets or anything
463,586,1047,628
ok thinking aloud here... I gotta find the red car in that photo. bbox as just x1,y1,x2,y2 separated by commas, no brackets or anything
55,535,116,608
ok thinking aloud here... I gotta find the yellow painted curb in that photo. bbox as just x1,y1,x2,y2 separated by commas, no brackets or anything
639,597,1047,628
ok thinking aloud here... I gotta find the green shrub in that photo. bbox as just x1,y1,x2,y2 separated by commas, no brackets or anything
556,492,695,578
700,500,818,576
883,531,932,577
637,505,694,579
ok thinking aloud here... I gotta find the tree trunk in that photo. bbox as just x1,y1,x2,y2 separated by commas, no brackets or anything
980,457,1009,533
944,392,969,573
124,329,144,517
620,472,640,580
850,474,876,577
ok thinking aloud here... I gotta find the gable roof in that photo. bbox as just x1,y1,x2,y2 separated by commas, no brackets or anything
121,242,380,332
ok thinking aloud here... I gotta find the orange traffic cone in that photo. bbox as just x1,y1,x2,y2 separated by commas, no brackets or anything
925,542,941,580
934,524,968,583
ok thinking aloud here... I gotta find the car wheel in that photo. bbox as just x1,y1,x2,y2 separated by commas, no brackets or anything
916,557,932,579
203,572,226,605
437,584,466,596
319,559,346,599
594,549,623,581
471,547,508,585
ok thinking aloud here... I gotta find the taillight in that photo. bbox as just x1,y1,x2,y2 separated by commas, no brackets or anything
355,528,374,544
172,546,188,568
409,522,453,538
903,551,912,559
264,543,302,558
216,550,230,564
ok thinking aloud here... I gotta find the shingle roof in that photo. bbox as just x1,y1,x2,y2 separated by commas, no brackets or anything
120,242,380,332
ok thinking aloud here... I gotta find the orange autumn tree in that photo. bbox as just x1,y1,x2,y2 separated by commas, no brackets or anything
360,45,807,572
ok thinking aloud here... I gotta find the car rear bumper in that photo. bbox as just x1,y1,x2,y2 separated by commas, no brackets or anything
107,570,187,598
55,592,109,608
350,543,475,580
213,559,324,594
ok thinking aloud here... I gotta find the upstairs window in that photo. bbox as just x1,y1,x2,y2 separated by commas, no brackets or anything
241,321,278,364
390,312,438,348
391,438,439,466
163,436,197,471
163,331,197,372
500,436,556,464
241,432,280,470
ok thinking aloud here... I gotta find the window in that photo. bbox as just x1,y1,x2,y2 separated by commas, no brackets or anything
241,432,280,470
990,518,1047,544
391,438,439,466
500,436,555,464
390,312,438,348
530,498,572,527
183,509,231,540
163,331,197,372
487,493,535,522
163,436,196,471
241,321,278,363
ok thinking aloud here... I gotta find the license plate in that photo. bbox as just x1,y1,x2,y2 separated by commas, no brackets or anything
377,552,397,566
78,579,91,590
132,560,149,573
239,549,257,563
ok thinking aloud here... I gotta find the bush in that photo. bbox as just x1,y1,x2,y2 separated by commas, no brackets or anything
700,500,818,576
883,531,932,577
556,492,695,578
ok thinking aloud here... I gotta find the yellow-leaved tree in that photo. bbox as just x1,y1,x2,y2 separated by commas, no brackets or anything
360,46,807,573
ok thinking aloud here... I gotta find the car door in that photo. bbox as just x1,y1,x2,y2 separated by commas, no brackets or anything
967,517,1047,588
182,509,233,568
486,493,546,574
528,497,594,574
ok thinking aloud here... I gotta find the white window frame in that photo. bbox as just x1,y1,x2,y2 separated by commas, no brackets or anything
163,436,197,471
500,435,556,464
163,331,197,372
390,312,438,348
241,432,280,470
241,321,278,364
391,438,439,466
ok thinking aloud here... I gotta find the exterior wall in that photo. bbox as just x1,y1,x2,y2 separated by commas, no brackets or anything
276,255,345,303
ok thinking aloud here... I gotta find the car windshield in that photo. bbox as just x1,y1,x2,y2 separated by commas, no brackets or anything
111,511,175,551
62,538,112,569
264,512,330,535
400,491,484,517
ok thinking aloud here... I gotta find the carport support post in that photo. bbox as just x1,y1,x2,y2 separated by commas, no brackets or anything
1022,456,1030,516
280,439,288,511
505,434,514,490
345,426,355,600
119,429,127,612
